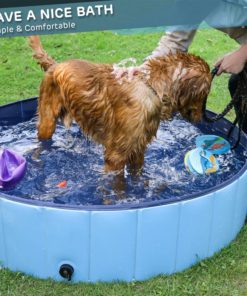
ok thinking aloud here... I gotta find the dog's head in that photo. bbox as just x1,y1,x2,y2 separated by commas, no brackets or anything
147,53,212,123
172,68,212,123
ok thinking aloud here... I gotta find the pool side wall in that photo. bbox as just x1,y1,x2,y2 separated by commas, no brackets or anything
0,169,246,283
0,98,246,282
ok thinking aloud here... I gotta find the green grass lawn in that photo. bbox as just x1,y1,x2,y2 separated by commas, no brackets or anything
0,29,246,296
0,28,238,119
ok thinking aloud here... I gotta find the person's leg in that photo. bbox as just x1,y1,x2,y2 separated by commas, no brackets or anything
243,105,247,134
228,74,238,98
228,74,247,134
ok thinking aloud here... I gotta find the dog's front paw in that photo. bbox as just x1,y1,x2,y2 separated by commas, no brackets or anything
37,126,54,141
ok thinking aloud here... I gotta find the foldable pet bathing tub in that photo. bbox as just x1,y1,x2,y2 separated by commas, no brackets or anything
0,97,246,283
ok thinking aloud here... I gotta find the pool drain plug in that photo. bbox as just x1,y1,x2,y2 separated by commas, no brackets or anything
59,264,74,281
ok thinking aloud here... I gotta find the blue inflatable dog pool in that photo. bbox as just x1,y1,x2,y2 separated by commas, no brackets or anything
0,98,246,282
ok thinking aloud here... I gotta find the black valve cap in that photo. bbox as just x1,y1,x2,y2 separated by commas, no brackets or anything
59,264,74,281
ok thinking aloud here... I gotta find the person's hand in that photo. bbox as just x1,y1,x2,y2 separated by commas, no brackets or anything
112,65,143,80
214,44,247,76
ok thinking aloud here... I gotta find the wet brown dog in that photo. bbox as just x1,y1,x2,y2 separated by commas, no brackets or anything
29,36,212,173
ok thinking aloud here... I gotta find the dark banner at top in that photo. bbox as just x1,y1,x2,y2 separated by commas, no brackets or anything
0,0,108,9
0,0,247,38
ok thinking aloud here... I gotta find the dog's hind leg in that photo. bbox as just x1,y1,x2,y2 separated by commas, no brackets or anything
37,73,62,140
103,147,128,198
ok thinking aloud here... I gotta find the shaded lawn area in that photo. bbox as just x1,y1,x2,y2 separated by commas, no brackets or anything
0,29,246,296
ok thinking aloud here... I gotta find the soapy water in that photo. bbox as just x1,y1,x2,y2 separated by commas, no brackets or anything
0,116,246,207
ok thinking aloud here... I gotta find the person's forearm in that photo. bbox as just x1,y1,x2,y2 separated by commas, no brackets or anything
147,29,197,60
113,29,197,79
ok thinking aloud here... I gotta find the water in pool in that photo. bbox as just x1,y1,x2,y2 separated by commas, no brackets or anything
0,116,246,207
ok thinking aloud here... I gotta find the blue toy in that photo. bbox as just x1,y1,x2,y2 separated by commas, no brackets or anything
185,135,230,175
196,135,230,155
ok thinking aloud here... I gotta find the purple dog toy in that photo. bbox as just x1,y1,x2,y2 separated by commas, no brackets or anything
0,148,27,190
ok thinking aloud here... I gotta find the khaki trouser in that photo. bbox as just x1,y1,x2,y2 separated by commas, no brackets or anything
150,27,247,59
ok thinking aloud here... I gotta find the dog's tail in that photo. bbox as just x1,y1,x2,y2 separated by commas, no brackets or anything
28,36,56,71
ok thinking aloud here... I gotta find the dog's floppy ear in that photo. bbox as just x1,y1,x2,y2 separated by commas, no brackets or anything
146,58,168,100
152,79,167,100
181,69,201,81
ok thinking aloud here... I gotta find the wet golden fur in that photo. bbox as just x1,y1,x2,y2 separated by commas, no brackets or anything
29,36,212,172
